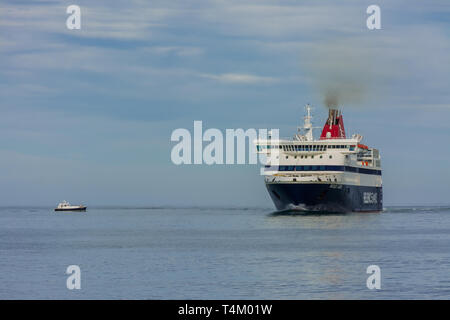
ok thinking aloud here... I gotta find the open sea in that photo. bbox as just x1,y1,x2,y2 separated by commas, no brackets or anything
1,206,450,299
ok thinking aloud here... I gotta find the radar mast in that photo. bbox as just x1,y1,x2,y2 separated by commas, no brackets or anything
303,104,314,141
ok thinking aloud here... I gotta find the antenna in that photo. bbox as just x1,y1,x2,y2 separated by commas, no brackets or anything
303,104,314,141
295,104,321,141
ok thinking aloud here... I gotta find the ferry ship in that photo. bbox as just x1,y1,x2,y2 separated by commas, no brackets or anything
255,105,382,212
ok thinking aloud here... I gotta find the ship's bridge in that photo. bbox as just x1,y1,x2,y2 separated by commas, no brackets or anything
256,139,361,154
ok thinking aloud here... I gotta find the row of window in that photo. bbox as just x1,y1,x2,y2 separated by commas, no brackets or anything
265,165,382,176
256,145,280,151
287,155,332,160
257,144,357,152
282,145,356,152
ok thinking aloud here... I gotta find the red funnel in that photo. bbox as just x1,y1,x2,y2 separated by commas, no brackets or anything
320,109,346,139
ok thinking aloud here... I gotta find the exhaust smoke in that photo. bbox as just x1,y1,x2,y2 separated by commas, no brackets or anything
303,40,375,109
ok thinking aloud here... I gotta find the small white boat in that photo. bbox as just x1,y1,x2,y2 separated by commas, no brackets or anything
54,200,87,212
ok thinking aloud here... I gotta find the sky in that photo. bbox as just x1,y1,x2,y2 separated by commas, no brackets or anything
1,0,450,206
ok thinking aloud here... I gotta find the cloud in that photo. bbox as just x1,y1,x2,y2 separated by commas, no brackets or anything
141,46,205,57
295,23,450,109
199,73,278,84
0,1,174,41
2,0,450,111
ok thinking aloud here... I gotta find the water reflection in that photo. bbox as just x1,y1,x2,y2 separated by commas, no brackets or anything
261,209,381,298
266,209,380,230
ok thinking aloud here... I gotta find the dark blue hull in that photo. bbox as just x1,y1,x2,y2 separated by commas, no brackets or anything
266,183,382,212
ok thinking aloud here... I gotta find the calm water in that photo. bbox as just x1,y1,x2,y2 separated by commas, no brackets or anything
1,206,450,299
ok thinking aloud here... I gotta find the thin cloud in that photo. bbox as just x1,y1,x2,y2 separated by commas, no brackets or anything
200,73,278,84
142,46,205,57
